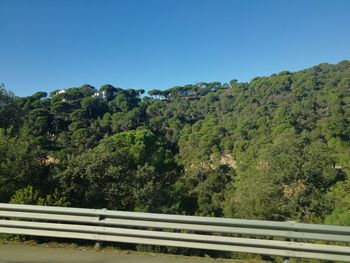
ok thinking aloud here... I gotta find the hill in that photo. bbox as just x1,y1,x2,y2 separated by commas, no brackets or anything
0,60,349,225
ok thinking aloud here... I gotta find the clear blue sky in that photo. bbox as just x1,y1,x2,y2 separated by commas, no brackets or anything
1,0,350,96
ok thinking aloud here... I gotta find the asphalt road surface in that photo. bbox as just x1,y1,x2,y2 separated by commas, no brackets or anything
0,243,252,263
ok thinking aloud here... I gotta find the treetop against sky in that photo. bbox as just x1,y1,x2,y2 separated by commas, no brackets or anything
1,0,350,96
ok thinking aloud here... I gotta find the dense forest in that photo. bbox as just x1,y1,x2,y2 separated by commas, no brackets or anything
1,61,349,226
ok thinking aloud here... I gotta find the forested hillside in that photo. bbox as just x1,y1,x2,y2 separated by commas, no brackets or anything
1,61,349,225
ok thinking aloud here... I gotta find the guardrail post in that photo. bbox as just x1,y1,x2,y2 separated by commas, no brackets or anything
94,208,107,249
283,220,295,263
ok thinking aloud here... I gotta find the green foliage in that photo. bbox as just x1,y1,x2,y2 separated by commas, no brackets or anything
0,128,52,202
10,186,40,205
0,61,349,227
58,129,180,211
224,132,342,222
326,203,350,226
0,86,22,130
325,178,350,225
10,186,69,206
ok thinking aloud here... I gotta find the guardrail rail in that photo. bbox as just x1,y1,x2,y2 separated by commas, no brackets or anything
0,203,349,262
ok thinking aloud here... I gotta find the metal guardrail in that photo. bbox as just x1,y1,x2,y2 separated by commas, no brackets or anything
0,203,349,262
